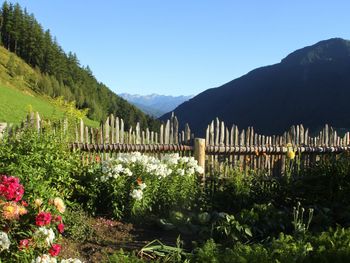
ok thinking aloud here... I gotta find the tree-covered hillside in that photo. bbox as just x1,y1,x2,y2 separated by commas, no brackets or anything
0,1,159,129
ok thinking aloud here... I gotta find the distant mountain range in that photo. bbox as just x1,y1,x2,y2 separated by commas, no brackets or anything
161,38,350,135
119,93,193,117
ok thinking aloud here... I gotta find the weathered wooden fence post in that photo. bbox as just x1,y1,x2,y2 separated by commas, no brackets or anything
194,138,206,177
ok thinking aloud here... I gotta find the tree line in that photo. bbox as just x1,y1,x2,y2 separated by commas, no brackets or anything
0,1,159,130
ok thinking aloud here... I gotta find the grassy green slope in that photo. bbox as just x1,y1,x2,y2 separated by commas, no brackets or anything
0,46,98,127
0,84,59,123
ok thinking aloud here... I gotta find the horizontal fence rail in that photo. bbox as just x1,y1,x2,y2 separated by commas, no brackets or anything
70,143,194,152
205,145,350,154
73,143,350,155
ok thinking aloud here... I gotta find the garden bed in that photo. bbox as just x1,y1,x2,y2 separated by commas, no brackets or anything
1,129,350,262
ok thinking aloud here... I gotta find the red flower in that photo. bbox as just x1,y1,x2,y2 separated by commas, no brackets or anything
54,215,62,222
21,200,28,207
57,223,64,233
49,244,61,256
35,212,52,226
19,239,29,250
0,175,24,202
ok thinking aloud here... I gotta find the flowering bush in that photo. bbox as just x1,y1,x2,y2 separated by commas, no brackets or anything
83,152,203,220
0,174,83,262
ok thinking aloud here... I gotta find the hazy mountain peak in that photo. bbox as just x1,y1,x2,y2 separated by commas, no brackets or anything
281,38,350,65
119,93,193,117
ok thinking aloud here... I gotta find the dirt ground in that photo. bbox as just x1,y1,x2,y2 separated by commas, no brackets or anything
60,217,194,262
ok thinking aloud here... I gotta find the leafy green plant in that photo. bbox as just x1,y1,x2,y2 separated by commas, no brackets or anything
209,167,254,213
191,239,220,263
139,237,188,262
0,129,82,201
237,203,288,240
63,205,94,242
307,227,350,262
269,233,313,262
106,249,146,263
215,214,252,244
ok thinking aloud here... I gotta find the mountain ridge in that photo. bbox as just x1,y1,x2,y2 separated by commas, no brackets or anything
161,38,350,136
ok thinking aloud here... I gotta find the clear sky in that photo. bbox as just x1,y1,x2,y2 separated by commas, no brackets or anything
4,0,350,96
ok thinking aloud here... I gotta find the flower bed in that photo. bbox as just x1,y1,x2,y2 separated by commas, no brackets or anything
0,175,82,262
81,152,204,220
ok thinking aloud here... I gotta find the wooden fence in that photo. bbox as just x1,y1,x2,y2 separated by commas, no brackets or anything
3,112,350,177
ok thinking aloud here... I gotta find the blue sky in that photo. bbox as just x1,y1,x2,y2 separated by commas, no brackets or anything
5,0,350,96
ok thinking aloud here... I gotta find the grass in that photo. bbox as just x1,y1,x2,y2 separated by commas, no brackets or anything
0,84,98,127
0,84,60,123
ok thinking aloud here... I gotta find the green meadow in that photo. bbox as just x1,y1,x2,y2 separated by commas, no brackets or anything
0,85,98,127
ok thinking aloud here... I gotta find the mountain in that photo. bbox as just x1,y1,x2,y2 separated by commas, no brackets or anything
119,93,193,117
0,2,159,130
161,38,350,136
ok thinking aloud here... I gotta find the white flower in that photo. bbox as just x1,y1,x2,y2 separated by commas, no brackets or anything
60,259,83,263
123,168,133,177
181,157,189,163
189,157,197,164
154,164,172,178
113,164,123,173
34,227,55,246
139,183,147,190
187,167,195,175
130,189,143,200
195,166,204,174
146,163,158,173
33,254,57,263
0,231,10,251
162,153,180,165
177,168,185,176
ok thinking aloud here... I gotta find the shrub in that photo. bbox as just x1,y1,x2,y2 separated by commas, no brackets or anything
306,227,350,263
63,205,94,242
0,129,82,201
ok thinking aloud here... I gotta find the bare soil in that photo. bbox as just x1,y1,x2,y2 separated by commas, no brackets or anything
60,217,194,263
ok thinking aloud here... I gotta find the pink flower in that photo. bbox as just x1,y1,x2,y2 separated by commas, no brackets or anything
0,175,24,202
57,223,64,233
49,244,61,256
19,239,30,250
35,212,52,226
